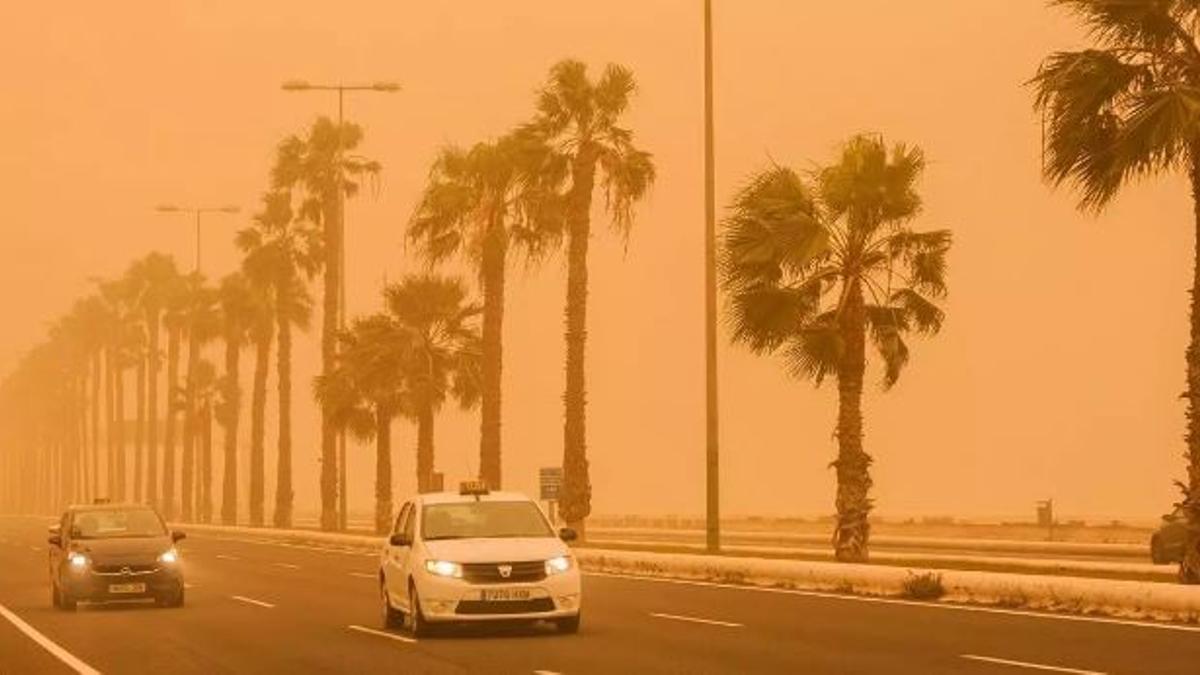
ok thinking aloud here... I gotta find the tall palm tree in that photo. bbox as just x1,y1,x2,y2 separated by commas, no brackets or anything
316,314,408,534
161,280,189,518
385,275,482,493
408,132,564,489
1031,0,1200,583
245,281,274,527
179,275,219,522
193,358,218,523
525,60,656,536
721,135,950,562
238,189,318,529
272,117,379,531
216,271,260,525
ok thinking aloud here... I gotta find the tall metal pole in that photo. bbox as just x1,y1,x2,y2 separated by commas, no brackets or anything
194,210,202,273
704,0,721,553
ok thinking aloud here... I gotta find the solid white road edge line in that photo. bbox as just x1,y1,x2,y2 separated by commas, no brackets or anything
347,624,416,644
0,602,101,675
584,572,1200,633
960,654,1106,674
649,612,743,627
230,595,275,608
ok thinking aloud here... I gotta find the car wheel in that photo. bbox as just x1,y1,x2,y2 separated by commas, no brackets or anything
158,582,185,608
556,613,581,634
59,587,77,612
408,582,432,638
50,582,60,609
381,580,403,629
1151,536,1167,565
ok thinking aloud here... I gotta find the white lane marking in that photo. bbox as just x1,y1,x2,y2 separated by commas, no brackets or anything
960,654,1105,674
0,601,101,675
184,583,196,589
348,572,377,579
533,671,563,675
230,595,275,608
215,554,240,561
29,546,40,552
584,572,1200,634
272,562,300,570
347,624,416,644
649,612,742,628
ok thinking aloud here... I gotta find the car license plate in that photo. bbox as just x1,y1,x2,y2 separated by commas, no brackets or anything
480,588,530,602
108,583,146,594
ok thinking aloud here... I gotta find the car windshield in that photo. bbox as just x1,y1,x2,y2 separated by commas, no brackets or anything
422,501,553,540
71,508,166,539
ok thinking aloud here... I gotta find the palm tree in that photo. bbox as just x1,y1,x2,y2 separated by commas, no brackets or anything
316,314,407,534
161,280,189,518
1031,0,1200,583
385,274,482,493
216,271,261,525
408,132,563,489
193,358,218,523
245,281,274,527
238,189,318,529
127,253,181,508
721,135,951,562
272,117,379,531
525,60,656,536
179,275,219,522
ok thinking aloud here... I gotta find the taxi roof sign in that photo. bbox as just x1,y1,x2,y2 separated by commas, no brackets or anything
459,480,490,496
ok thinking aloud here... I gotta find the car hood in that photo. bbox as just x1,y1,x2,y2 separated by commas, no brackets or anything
423,537,568,563
72,536,172,563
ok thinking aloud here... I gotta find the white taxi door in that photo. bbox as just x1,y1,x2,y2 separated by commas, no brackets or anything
384,502,413,601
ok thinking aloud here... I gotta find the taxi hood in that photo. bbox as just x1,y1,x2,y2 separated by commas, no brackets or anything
422,536,568,563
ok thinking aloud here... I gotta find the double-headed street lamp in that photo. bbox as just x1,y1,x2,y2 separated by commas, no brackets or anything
155,204,241,273
282,78,399,531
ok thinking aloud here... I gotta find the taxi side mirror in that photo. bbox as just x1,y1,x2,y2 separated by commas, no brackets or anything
172,531,187,543
558,527,578,542
389,533,411,547
47,535,62,547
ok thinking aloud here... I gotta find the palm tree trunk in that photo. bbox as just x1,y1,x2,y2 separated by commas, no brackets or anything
104,348,115,498
147,312,161,508
416,404,434,494
1180,153,1200,584
91,352,100,500
560,155,597,537
221,332,242,525
134,356,146,502
832,281,872,563
274,295,294,529
201,401,213,523
181,330,199,522
479,230,506,489
319,200,341,531
114,362,126,501
249,326,272,526
78,377,90,502
162,327,181,519
374,406,393,535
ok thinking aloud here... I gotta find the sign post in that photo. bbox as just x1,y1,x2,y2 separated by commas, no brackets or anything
539,467,563,525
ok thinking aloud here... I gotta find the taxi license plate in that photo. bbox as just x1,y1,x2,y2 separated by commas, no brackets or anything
108,583,146,594
480,588,530,602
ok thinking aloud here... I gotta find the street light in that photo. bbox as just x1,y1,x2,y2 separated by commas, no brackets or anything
281,78,399,531
703,0,721,553
155,204,241,273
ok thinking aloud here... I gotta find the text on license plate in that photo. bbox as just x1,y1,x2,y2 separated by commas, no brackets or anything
480,588,530,602
108,583,146,594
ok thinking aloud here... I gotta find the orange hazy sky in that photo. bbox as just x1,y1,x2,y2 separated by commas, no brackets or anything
1,1,1191,521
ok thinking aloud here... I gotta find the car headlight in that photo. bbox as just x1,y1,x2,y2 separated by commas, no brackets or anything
545,555,573,575
424,560,463,578
159,549,179,564
67,552,89,569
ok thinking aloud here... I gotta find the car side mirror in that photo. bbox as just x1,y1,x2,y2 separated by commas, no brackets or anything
559,527,578,543
171,531,187,543
389,533,411,547
47,535,62,547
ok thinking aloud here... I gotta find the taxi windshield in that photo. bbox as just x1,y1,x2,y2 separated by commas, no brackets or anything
71,508,166,539
422,501,553,541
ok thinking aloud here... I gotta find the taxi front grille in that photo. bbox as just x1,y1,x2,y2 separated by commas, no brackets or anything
461,561,546,584
455,598,556,615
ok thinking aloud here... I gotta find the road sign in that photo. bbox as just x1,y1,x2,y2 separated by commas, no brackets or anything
539,467,563,501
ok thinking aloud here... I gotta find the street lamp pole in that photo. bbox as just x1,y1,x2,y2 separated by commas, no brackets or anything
155,204,241,273
282,79,399,531
703,0,721,554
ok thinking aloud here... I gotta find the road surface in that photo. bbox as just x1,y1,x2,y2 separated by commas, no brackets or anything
1,515,1197,674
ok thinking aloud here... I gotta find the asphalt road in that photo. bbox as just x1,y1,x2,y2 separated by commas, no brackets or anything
1,515,1198,674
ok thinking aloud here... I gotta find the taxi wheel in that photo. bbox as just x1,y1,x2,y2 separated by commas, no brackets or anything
381,581,403,629
408,582,432,638
556,613,581,634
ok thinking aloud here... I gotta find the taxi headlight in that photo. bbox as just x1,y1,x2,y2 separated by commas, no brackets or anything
424,560,463,578
159,549,179,565
545,555,572,575
67,552,89,569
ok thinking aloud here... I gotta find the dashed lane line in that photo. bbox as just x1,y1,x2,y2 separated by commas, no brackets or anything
272,562,301,570
960,654,1105,674
649,612,743,628
348,572,377,579
215,554,240,561
230,595,275,608
347,624,417,644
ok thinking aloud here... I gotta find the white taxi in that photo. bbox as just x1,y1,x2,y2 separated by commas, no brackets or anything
378,482,582,636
